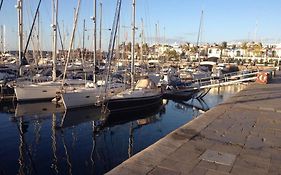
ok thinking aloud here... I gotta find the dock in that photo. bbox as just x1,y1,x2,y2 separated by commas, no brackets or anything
107,71,281,175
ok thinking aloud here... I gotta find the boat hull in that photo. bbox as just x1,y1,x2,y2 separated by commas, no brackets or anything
62,85,125,109
61,89,101,109
15,86,60,102
163,88,199,101
106,93,162,113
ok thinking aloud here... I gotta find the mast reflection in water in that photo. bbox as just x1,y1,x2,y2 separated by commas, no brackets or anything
0,84,246,175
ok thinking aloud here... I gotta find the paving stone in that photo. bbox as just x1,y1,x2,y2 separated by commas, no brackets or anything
168,145,202,163
230,164,268,175
185,166,208,175
216,164,232,173
105,167,135,175
268,164,281,175
245,134,266,149
240,148,271,160
158,157,199,173
210,143,242,156
197,160,218,170
206,169,231,175
129,148,167,166
188,138,217,152
148,166,180,175
118,160,154,174
234,153,270,170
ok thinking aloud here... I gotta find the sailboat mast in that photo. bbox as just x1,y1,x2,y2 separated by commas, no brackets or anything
61,0,81,87
116,19,120,61
52,0,58,81
3,25,5,54
140,18,144,62
16,0,23,76
82,19,85,64
93,0,97,83
0,25,3,54
196,10,203,63
131,0,136,89
99,2,102,61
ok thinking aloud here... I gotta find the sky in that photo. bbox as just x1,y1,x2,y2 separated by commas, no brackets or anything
1,0,281,51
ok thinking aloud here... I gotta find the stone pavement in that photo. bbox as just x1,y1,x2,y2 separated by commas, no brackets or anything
107,71,281,175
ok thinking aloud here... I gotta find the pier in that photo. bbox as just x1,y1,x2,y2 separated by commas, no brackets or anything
107,71,281,175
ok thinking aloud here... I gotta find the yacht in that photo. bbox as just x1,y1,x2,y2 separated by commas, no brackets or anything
105,77,162,113
14,79,89,102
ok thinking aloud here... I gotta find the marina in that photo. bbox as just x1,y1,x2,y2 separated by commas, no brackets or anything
1,0,281,174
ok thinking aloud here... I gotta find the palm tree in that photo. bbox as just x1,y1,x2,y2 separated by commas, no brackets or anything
241,42,248,57
220,41,227,62
253,42,262,57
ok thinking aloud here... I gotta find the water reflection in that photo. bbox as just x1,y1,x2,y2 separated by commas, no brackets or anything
174,99,209,113
104,101,164,127
0,85,247,175
58,107,106,129
15,102,64,117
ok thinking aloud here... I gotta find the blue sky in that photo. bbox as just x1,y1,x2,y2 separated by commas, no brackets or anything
1,0,281,51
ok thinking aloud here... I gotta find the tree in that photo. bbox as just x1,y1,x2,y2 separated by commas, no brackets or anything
126,42,132,52
219,41,227,61
241,42,248,57
253,43,262,57
164,49,179,60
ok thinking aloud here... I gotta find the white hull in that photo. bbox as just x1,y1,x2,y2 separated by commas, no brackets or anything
15,85,60,102
14,79,89,102
61,88,101,109
61,84,125,109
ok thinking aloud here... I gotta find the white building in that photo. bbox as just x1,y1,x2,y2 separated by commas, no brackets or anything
207,47,220,58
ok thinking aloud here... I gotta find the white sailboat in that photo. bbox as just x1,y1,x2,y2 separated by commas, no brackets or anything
15,79,90,102
60,0,125,109
105,0,162,113
14,0,61,102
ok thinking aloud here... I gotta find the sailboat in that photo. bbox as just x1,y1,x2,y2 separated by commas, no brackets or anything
60,0,125,109
14,0,63,102
105,0,162,113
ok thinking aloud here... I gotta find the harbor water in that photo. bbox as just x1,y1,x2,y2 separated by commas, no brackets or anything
0,84,246,175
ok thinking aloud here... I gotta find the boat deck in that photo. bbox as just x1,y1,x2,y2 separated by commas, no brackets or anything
107,71,281,175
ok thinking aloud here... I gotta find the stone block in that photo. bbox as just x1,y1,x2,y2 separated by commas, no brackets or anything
148,166,180,175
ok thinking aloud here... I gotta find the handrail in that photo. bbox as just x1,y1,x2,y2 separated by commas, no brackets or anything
190,70,259,90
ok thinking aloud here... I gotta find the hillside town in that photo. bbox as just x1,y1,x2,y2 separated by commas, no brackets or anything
1,41,281,66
